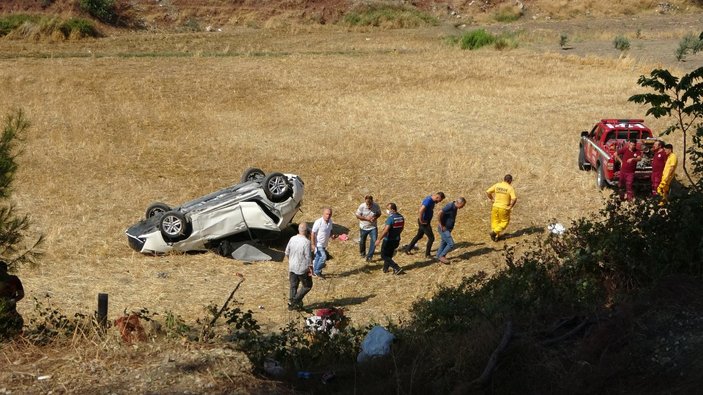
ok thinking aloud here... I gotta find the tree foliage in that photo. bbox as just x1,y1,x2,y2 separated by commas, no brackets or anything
78,0,117,25
406,193,703,393
0,109,42,270
629,67,703,190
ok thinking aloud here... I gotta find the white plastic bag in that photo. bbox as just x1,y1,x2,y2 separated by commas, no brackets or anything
357,325,395,363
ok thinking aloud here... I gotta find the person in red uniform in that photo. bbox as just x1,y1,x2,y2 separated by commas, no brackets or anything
614,139,642,201
650,140,668,197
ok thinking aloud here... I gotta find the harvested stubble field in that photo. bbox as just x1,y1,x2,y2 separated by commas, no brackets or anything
0,13,702,392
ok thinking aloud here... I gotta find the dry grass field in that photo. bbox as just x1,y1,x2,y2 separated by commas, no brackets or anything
0,11,702,393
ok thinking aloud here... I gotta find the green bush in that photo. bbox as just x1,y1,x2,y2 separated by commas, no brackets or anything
559,33,569,48
342,4,437,28
222,306,367,371
0,15,100,40
613,35,631,51
78,0,117,25
0,14,39,36
459,29,495,50
448,30,518,51
411,192,703,337
59,18,99,38
494,33,519,50
403,191,703,393
675,32,703,61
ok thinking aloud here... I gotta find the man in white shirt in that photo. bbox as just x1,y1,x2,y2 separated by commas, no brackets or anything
285,223,313,310
311,207,333,279
355,195,381,262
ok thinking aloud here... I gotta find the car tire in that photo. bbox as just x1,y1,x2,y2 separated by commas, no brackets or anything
263,172,292,203
145,202,171,219
159,211,191,242
578,146,591,171
240,167,266,183
596,164,607,190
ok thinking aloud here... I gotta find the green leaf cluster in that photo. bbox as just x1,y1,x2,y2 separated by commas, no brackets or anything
675,32,703,61
79,0,117,25
629,67,703,189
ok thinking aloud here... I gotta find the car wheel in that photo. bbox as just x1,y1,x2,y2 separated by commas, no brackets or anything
145,202,171,219
240,167,266,183
578,146,591,171
263,172,292,203
159,211,191,242
596,164,607,190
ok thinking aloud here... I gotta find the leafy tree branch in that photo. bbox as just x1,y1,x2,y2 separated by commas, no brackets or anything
629,67,703,191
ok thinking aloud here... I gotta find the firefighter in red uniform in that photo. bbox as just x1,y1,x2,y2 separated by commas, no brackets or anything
614,139,642,201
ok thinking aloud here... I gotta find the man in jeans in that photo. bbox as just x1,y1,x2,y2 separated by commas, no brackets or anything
355,195,381,262
403,192,445,258
285,223,313,311
311,207,333,279
436,197,466,264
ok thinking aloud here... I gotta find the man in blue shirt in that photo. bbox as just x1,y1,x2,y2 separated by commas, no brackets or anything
403,192,445,258
375,203,405,275
436,197,466,264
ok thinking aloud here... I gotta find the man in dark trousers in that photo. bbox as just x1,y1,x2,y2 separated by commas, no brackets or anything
375,203,406,275
0,260,24,339
403,192,445,258
285,223,313,310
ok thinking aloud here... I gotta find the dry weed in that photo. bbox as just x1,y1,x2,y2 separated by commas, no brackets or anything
0,24,684,335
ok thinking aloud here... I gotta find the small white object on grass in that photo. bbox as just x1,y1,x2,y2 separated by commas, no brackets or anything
548,223,566,235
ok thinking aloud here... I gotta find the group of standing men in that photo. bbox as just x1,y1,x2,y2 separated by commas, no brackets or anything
614,139,678,203
284,175,518,310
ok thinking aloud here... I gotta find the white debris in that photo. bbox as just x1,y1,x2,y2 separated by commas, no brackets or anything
548,223,566,235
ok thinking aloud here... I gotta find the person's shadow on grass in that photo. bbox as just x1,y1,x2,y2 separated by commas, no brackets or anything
501,225,544,240
306,294,375,310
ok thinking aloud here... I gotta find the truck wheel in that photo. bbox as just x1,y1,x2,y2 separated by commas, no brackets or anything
578,146,591,171
596,164,607,190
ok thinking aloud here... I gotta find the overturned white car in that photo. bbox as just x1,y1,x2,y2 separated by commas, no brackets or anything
126,168,304,254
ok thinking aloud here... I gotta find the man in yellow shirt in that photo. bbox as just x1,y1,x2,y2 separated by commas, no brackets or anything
486,174,517,242
657,143,677,205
